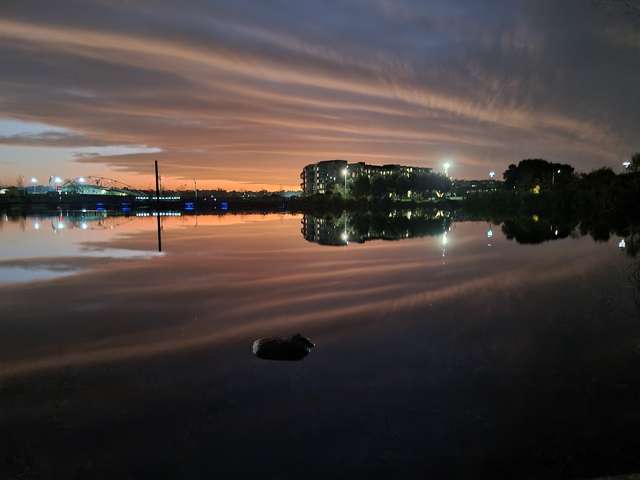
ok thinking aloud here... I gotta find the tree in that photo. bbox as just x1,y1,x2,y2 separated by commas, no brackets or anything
503,164,518,189
351,175,371,198
502,159,575,192
396,175,412,198
371,176,387,198
630,152,640,172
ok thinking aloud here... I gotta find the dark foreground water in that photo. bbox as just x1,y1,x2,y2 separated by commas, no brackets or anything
1,210,639,479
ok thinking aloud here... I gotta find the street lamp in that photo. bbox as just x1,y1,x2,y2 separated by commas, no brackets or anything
30,177,37,194
623,161,631,170
443,162,451,177
552,168,561,186
341,167,348,197
489,171,496,179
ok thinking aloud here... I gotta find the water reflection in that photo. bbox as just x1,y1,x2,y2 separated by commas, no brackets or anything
0,210,168,283
497,213,640,258
302,209,452,246
1,209,640,477
501,215,575,244
300,209,640,260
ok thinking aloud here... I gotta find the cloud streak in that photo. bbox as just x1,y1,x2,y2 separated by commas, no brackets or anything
0,0,638,188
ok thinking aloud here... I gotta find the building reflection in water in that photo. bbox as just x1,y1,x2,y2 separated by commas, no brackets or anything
301,209,452,246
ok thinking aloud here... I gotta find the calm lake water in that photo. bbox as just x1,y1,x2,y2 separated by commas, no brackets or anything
1,210,639,479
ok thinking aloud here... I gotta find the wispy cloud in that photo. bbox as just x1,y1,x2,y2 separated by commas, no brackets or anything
0,0,637,188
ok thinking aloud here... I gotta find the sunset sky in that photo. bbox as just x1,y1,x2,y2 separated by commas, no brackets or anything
0,0,638,190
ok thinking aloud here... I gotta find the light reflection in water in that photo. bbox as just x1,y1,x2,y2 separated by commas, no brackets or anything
0,210,639,477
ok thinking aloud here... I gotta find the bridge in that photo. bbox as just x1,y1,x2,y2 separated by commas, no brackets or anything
59,176,147,197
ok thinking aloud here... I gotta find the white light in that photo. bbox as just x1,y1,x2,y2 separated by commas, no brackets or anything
623,161,631,169
341,232,349,242
441,232,448,246
33,222,40,230
554,229,558,236
487,228,493,238
342,168,348,176
557,169,561,173
54,176,62,184
57,222,65,229
81,222,88,230
31,177,38,184
78,177,85,183
619,239,626,248
489,171,496,179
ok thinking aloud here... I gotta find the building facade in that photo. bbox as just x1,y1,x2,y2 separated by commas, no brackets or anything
300,160,433,195
300,160,348,195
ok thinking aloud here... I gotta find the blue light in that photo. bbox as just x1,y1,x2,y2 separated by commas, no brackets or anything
184,202,195,211
220,201,228,211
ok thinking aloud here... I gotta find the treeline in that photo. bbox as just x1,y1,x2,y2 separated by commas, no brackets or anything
478,157,640,213
348,171,451,199
462,157,640,251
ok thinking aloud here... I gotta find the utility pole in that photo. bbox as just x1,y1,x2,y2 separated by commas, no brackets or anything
155,160,162,252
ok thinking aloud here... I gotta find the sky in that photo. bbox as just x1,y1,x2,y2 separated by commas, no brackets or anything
0,0,638,190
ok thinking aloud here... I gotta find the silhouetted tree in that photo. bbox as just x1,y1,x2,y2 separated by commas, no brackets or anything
630,152,640,172
351,175,371,198
502,159,575,192
371,176,387,198
397,175,412,198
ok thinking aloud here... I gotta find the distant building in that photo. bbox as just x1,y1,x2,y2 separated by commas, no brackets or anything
300,160,432,195
452,179,501,197
300,159,348,195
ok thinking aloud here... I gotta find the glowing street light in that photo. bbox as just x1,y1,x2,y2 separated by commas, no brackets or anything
341,167,348,196
619,239,626,249
623,161,631,170
489,171,496,179
78,177,85,183
31,177,38,184
54,176,63,184
443,162,451,177
441,231,449,258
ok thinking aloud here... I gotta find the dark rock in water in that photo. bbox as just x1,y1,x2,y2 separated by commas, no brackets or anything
252,334,315,361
